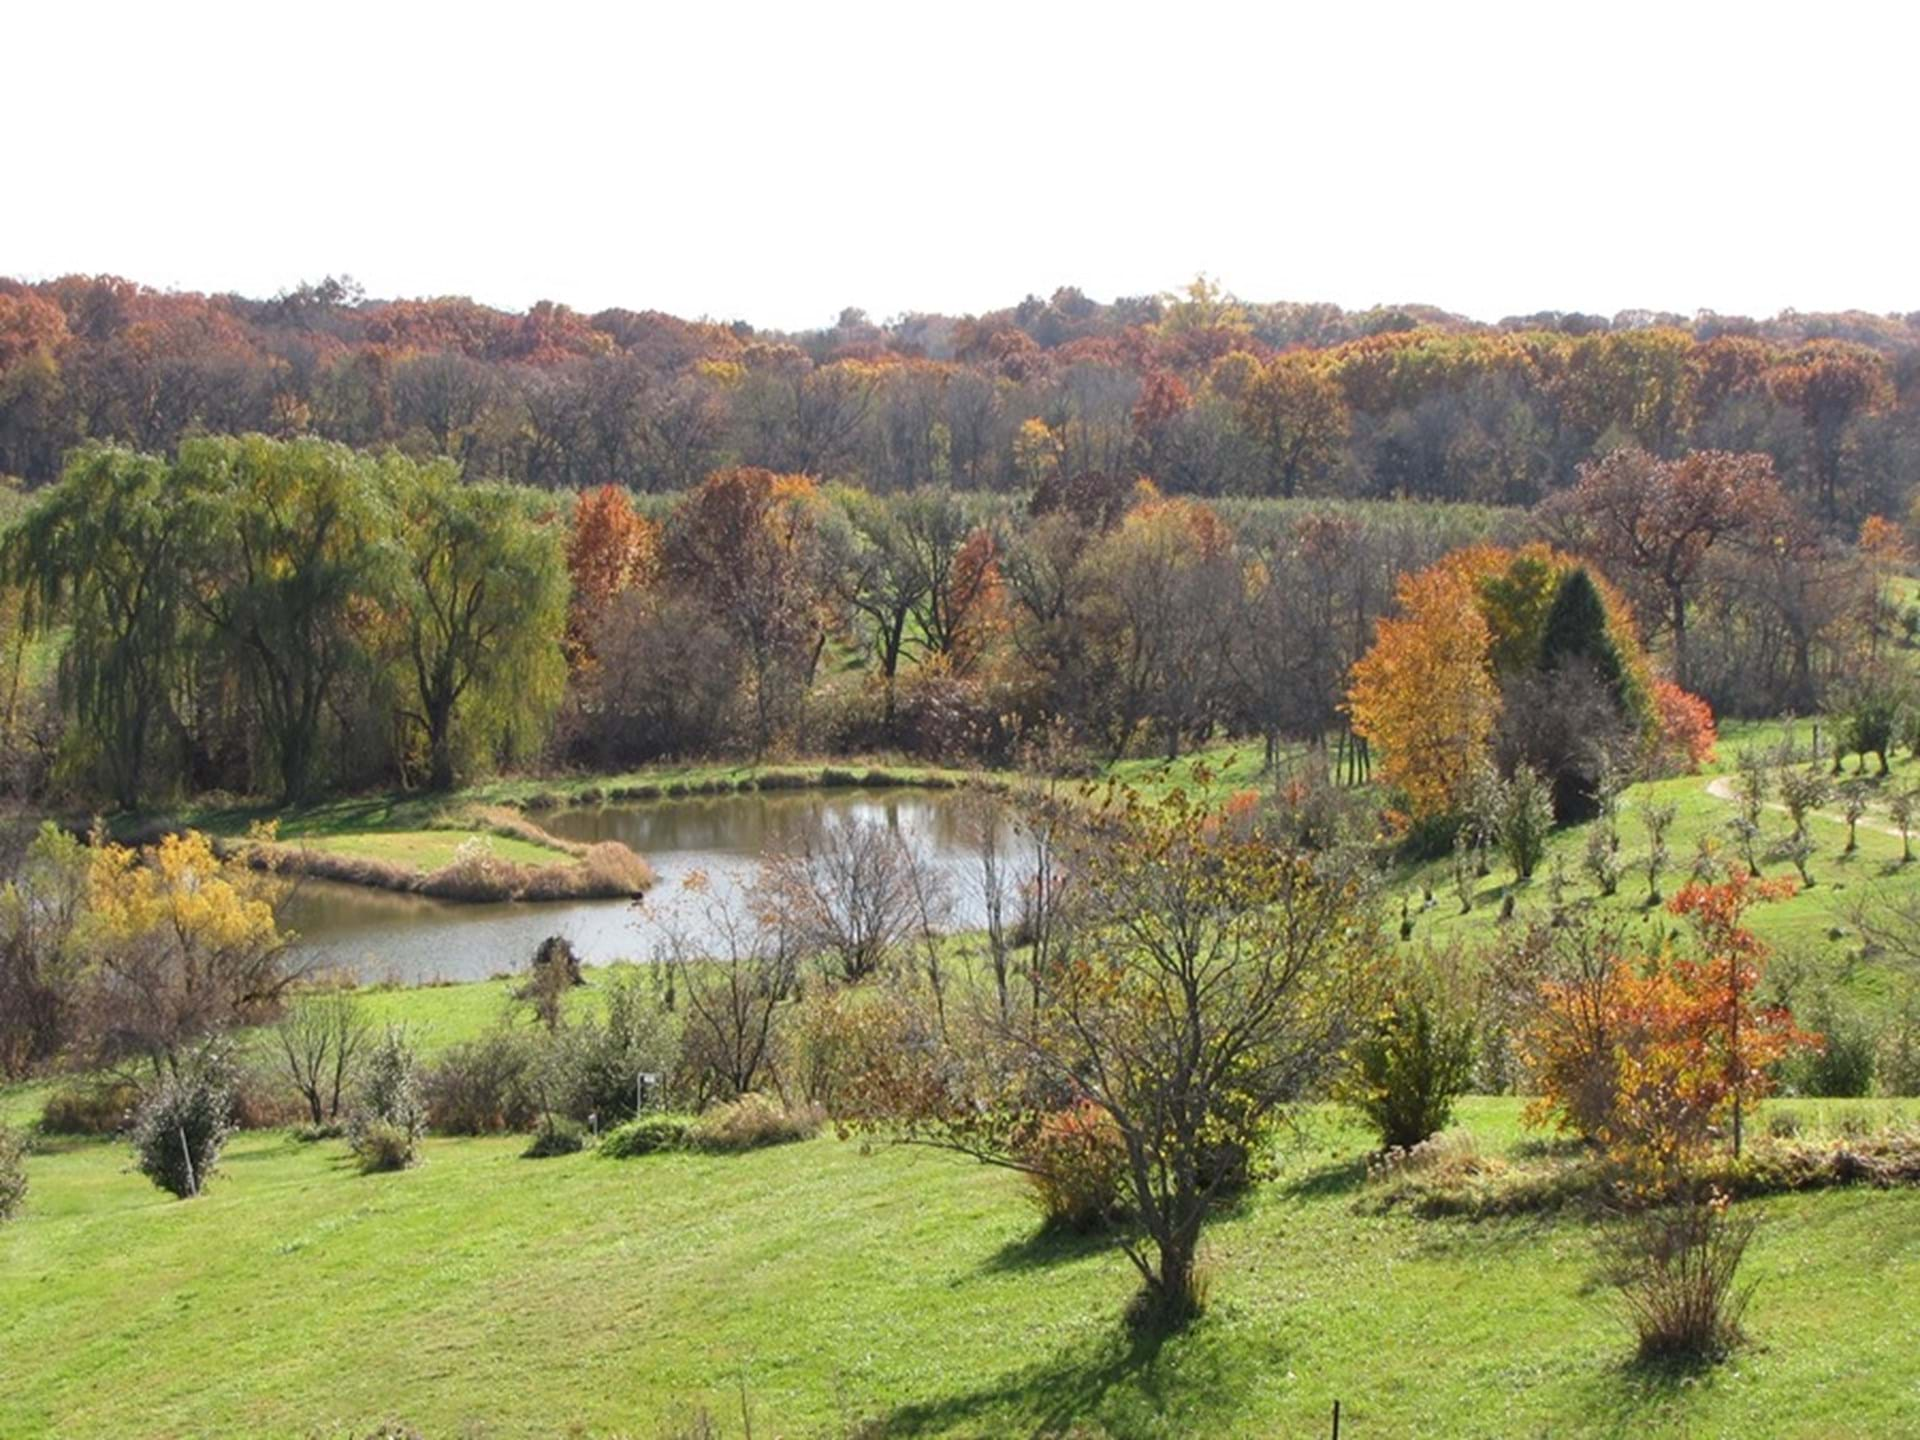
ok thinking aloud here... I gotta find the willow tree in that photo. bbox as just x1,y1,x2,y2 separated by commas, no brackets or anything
388,459,568,789
176,435,391,805
2,447,191,807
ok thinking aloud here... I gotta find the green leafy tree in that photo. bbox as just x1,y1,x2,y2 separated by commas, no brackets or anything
388,460,569,789
176,436,391,803
2,447,191,806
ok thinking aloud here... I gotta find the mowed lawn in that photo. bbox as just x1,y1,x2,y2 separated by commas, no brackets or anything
4,1098,1920,1439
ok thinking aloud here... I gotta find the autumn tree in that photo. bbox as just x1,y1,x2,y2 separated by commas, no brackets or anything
1351,545,1655,823
1766,341,1891,520
1237,352,1348,498
565,484,659,666
849,786,1374,1325
1542,448,1787,688
1348,555,1501,819
665,468,827,754
77,830,298,1077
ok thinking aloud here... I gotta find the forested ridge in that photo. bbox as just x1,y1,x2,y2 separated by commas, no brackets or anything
2,275,1916,515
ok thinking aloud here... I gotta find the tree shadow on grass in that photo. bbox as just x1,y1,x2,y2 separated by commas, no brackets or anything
1273,1155,1368,1201
1567,1346,1736,1437
979,1221,1124,1275
868,1315,1253,1438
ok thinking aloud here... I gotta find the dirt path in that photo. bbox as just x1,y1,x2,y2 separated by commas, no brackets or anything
1703,774,1909,842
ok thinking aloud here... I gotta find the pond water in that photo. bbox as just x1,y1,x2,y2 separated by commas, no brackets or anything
282,787,1019,985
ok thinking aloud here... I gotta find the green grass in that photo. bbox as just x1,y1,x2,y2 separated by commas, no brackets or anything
1098,721,1920,1023
301,829,562,871
1383,717,1920,1018
4,1095,1919,1438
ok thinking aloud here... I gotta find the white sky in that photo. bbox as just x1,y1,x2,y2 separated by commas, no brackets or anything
11,0,1916,331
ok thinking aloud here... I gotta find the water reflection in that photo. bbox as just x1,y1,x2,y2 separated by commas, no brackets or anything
282,788,1017,985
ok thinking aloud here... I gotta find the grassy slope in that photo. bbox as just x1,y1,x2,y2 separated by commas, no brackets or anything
4,1099,1920,1439
1104,721,1919,1020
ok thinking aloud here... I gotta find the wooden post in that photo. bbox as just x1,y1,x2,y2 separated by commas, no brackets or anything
177,1126,198,1198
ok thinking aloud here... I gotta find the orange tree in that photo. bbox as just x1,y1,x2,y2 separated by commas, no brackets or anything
1519,873,1809,1188
1348,542,1657,824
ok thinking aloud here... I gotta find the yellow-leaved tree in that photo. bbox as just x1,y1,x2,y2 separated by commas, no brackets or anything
80,828,295,1076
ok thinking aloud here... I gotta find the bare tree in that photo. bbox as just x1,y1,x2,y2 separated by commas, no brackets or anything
273,988,373,1125
763,815,919,983
658,880,799,1103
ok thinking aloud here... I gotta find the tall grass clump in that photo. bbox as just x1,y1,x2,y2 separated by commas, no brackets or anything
1602,1193,1758,1363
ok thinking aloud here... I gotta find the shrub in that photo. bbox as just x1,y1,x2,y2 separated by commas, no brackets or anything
1784,1003,1877,1098
521,1121,585,1159
1651,680,1717,775
349,1028,426,1172
1715,1127,1920,1194
0,1124,26,1221
1486,766,1554,881
1880,990,1920,1096
39,1079,139,1136
785,983,910,1114
688,1094,823,1152
551,970,678,1123
1342,962,1477,1152
1601,1193,1757,1363
1020,1101,1128,1231
227,1062,308,1130
598,1113,693,1158
130,1064,235,1199
423,1030,539,1134
351,1121,417,1174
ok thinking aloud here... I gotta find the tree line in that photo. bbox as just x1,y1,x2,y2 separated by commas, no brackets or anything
2,276,1917,523
0,431,1890,809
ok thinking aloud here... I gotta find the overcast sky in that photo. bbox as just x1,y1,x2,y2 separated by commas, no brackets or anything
11,1,1914,330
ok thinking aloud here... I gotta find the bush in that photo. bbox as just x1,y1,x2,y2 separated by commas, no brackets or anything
351,1121,417,1174
550,970,678,1124
1784,1004,1877,1098
423,1030,539,1134
688,1094,823,1152
1020,1102,1128,1231
130,1064,235,1199
0,1124,26,1221
1601,1194,1757,1363
785,984,908,1114
39,1080,139,1136
521,1121,585,1159
227,1062,308,1130
349,1028,426,1172
1343,964,1477,1152
598,1113,693,1158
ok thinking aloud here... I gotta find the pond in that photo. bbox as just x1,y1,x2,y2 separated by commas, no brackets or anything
281,787,1022,985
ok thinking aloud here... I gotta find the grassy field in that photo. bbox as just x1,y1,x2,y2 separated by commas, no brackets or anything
4,1090,1919,1439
